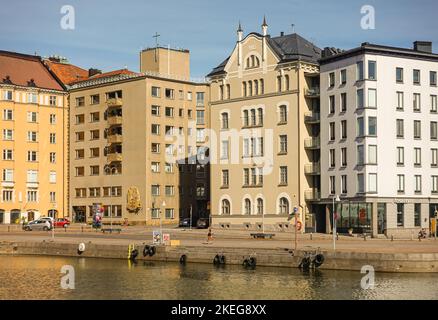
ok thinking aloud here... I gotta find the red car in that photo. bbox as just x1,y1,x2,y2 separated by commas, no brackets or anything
54,218,70,228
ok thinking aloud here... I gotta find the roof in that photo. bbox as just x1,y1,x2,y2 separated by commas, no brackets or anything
71,68,138,85
207,33,321,77
0,50,64,91
44,60,89,85
319,42,438,64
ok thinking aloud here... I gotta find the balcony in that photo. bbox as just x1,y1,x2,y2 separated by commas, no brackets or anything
107,115,122,126
106,98,122,108
304,111,320,124
304,87,320,98
305,189,320,201
304,137,320,149
304,162,321,175
107,134,123,144
107,152,122,162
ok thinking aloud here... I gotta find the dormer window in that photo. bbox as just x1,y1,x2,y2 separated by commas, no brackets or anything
246,55,260,69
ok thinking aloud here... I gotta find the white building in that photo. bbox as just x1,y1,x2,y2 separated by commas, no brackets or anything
319,41,438,237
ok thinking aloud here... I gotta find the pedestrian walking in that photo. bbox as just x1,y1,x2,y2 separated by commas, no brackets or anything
207,228,213,243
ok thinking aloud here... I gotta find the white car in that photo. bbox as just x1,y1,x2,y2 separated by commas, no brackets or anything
39,217,55,228
23,219,52,231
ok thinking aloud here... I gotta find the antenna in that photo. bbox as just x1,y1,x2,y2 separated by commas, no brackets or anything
291,24,295,33
153,32,161,62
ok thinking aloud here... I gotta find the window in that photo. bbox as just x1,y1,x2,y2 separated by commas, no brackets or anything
279,135,287,154
165,209,175,219
27,170,38,183
250,109,256,126
151,143,160,153
49,96,57,106
413,69,421,84
432,149,438,167
414,120,421,139
414,204,421,227
329,72,335,87
397,175,405,193
243,168,250,186
341,147,347,166
2,169,13,182
221,140,229,159
329,122,335,141
356,89,364,108
90,94,100,105
3,149,13,160
151,124,160,135
397,147,404,165
90,112,100,122
3,109,13,120
396,67,403,83
196,129,205,142
413,93,421,112
431,71,437,86
89,188,100,198
368,173,377,193
50,152,56,163
279,166,288,185
357,145,364,165
396,119,404,138
49,192,56,203
27,112,37,123
165,88,174,99
368,89,376,108
76,97,85,107
89,148,99,158
396,92,404,110
151,185,160,196
27,92,37,103
244,199,251,215
243,110,249,127
329,149,335,168
3,90,12,100
397,203,404,227
151,105,160,116
50,133,56,144
151,162,160,173
279,198,289,215
340,69,347,84
75,149,84,159
151,208,160,219
151,86,160,97
165,107,174,117
165,144,174,156
187,109,193,118
222,170,229,187
27,151,37,162
257,198,264,215
415,175,422,193
341,120,347,139
251,168,257,185
431,95,437,113
328,95,336,114
3,129,13,141
330,176,336,194
368,145,377,164
277,76,282,92
165,185,175,196
111,186,122,197
221,199,230,215
196,110,205,125
196,92,205,106
49,114,56,124
75,188,86,198
279,105,287,123
257,108,263,125
368,61,376,80
340,93,347,112
368,117,377,136
165,163,173,173
431,122,437,140
75,131,84,141
357,174,364,193
75,114,85,124
27,191,38,202
90,130,99,140
165,126,175,136
49,171,57,183
357,61,364,80
341,175,347,194
357,117,364,137
414,148,421,167
221,113,229,129
90,166,99,176
432,176,438,193
2,190,13,202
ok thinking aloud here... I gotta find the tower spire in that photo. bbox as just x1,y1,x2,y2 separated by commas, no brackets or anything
261,15,268,36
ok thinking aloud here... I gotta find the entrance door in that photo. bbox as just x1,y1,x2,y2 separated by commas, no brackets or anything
377,204,387,234
0,210,4,224
48,210,58,219
73,206,86,223
27,211,35,222
10,210,20,224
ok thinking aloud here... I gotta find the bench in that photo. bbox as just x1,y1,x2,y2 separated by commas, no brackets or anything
101,228,122,234
250,233,275,239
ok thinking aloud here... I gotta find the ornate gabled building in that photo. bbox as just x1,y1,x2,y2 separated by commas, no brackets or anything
207,19,321,232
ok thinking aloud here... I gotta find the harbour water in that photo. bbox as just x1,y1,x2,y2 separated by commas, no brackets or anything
0,256,437,300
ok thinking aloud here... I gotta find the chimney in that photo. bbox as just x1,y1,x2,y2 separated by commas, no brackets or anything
88,68,102,77
280,31,284,36
413,41,432,53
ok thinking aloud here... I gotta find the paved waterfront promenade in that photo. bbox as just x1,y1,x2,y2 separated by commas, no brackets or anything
0,224,437,254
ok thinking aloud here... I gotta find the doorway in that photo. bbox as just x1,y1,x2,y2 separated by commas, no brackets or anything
10,210,20,224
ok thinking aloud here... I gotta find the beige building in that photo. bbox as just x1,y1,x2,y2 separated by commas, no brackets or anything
0,51,68,224
68,47,209,225
207,20,321,231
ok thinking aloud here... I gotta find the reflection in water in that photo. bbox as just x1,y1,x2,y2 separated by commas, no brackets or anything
0,256,437,300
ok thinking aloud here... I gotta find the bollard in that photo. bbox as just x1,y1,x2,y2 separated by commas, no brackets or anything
310,232,313,240
8,226,10,233
336,233,339,241
363,234,366,241
391,235,394,241
81,226,84,233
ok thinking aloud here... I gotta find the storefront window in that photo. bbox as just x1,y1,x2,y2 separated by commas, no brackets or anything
334,202,372,232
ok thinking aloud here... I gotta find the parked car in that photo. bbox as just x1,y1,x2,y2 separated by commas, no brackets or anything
23,219,52,231
196,218,209,229
54,218,70,228
179,218,191,228
39,217,55,228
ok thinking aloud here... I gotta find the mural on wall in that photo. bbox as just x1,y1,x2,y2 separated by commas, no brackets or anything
126,186,142,213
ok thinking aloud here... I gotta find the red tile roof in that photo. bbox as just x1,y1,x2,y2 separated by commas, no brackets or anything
0,50,64,91
44,60,89,85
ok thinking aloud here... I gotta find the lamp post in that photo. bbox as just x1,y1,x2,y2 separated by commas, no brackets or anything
160,200,166,244
332,195,340,251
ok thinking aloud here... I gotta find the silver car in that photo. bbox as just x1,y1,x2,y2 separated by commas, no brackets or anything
24,219,52,231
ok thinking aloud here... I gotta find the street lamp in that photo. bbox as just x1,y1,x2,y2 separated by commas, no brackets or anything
332,194,340,251
160,200,166,244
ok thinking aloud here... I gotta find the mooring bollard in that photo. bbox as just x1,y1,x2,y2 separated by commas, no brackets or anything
81,226,84,233
8,226,10,233
310,232,313,240
391,235,394,241
336,233,339,241
363,234,367,241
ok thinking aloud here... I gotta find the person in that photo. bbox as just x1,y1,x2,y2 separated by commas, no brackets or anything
207,228,213,242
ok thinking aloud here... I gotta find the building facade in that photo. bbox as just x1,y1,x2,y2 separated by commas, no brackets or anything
0,51,68,224
319,41,438,237
68,47,209,225
207,20,321,231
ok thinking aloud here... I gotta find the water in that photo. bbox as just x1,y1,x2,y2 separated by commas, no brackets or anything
0,255,437,300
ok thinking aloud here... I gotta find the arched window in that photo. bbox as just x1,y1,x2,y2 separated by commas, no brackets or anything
254,80,259,95
251,55,255,67
226,84,231,99
260,79,264,94
242,82,247,97
279,105,288,123
221,199,230,215
244,199,251,215
250,109,256,126
243,110,249,127
257,198,264,215
248,80,253,96
257,108,263,126
279,197,289,215
285,75,290,91
221,112,229,129
277,76,282,92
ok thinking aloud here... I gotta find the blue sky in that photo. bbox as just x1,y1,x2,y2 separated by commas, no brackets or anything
1,0,437,78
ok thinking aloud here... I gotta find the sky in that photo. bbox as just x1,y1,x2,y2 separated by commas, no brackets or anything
0,0,437,78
